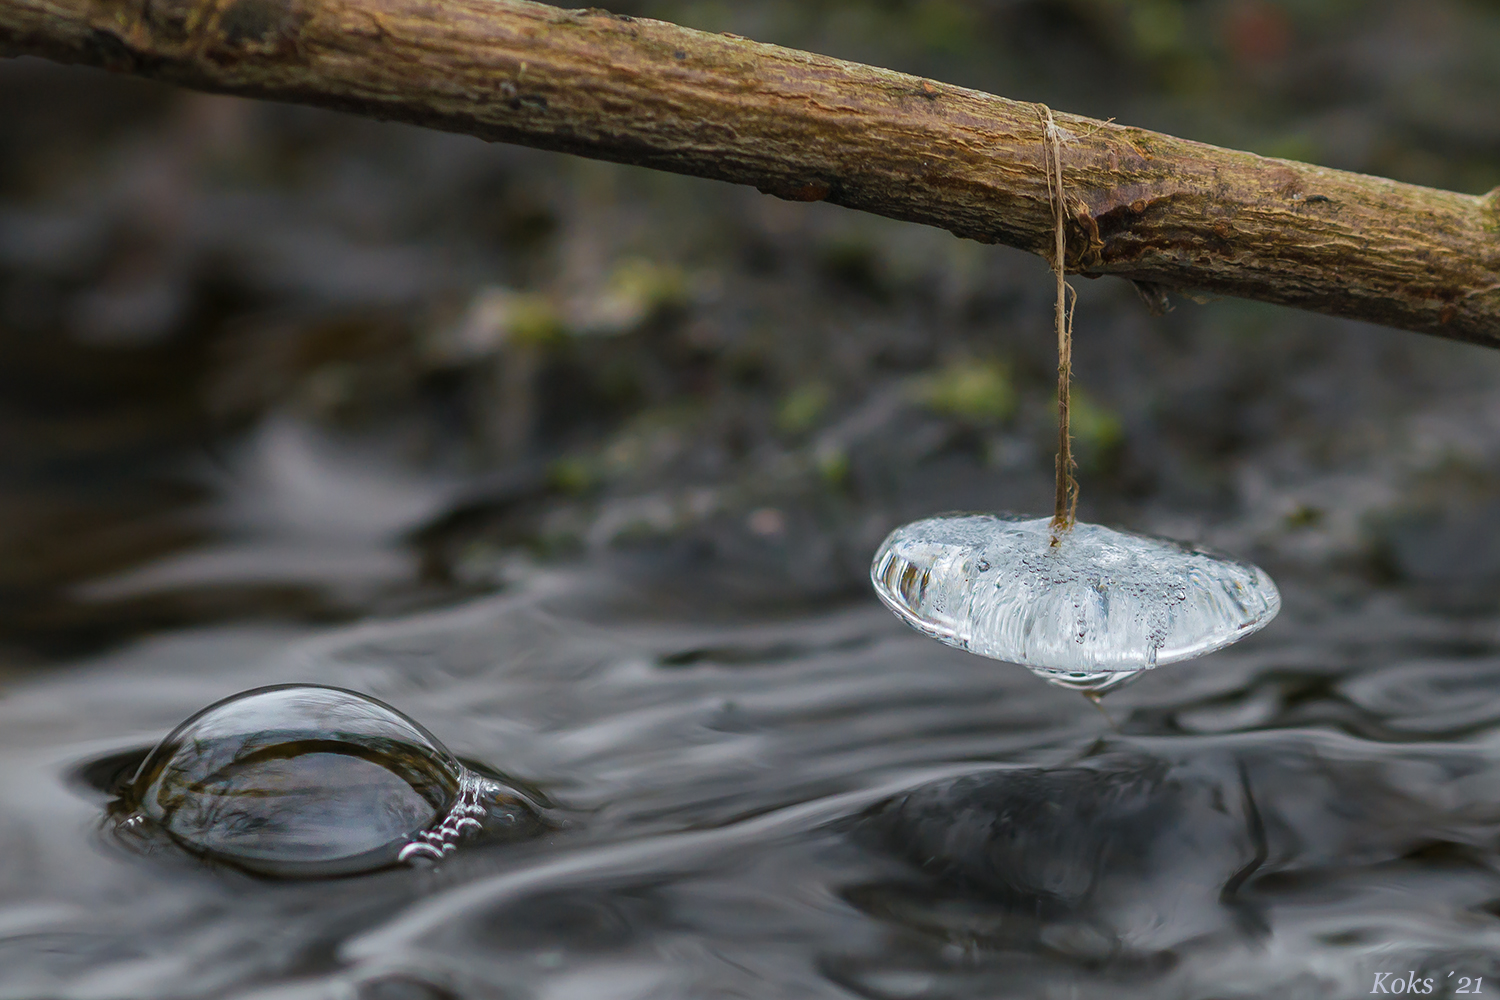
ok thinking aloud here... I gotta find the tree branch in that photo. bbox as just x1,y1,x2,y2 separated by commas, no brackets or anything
2,0,1497,343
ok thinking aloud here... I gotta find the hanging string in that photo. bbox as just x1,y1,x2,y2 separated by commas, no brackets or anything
1039,105,1079,545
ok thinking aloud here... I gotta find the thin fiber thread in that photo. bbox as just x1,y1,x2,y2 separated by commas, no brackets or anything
1039,105,1078,543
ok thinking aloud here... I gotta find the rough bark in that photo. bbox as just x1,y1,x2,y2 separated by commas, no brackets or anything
2,0,1497,343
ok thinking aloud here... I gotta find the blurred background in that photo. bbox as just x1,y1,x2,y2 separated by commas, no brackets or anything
2,0,1499,664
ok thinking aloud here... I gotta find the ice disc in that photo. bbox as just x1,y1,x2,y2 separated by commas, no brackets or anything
871,514,1280,674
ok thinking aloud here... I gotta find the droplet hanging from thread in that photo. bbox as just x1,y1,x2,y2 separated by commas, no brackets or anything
868,108,1282,698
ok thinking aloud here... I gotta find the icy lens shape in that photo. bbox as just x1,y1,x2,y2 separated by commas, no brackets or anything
123,684,524,876
872,515,1279,683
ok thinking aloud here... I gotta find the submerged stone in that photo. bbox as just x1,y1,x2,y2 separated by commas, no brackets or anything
871,514,1279,692
122,684,535,876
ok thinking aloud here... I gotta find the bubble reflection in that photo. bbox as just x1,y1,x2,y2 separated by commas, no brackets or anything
115,684,538,877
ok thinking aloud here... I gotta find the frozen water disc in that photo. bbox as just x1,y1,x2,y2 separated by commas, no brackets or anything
871,514,1279,681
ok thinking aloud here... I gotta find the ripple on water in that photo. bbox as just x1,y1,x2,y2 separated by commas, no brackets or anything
116,684,541,877
14,571,1500,1000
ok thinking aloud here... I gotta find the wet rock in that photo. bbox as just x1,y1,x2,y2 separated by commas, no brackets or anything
848,739,1500,956
855,759,1186,914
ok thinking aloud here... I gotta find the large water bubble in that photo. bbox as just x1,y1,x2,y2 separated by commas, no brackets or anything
871,514,1280,694
118,684,538,876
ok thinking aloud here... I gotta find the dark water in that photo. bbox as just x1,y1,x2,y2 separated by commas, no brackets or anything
4,569,1500,998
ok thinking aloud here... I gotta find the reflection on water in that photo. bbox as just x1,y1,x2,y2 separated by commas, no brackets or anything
4,570,1500,997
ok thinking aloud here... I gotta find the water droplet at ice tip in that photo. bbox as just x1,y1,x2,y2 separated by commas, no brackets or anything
871,513,1280,693
115,684,535,877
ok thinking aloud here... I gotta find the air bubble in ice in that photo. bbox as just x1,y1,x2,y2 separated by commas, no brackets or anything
118,684,534,876
871,514,1279,692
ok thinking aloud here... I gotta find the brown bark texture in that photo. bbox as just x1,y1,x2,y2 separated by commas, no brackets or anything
2,0,1498,343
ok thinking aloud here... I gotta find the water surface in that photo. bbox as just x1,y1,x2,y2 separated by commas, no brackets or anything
5,568,1500,998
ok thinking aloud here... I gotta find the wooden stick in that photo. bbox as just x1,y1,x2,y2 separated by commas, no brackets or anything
2,0,1497,343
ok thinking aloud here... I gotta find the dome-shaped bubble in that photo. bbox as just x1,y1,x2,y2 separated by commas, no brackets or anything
122,684,529,876
871,514,1279,692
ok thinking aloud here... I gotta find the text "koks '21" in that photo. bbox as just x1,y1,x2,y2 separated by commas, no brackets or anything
1371,972,1483,994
